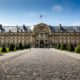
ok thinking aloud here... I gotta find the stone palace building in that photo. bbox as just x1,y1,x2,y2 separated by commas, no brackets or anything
0,23,80,48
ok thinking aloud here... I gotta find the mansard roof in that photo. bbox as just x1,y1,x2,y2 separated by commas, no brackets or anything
0,23,80,33
0,25,31,32
75,26,80,32
50,25,80,32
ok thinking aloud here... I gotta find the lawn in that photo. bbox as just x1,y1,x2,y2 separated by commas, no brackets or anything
0,47,9,54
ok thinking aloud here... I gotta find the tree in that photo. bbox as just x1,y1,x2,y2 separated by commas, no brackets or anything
24,44,28,49
67,44,75,52
9,44,15,51
15,46,19,50
60,44,66,50
56,43,61,49
18,43,24,50
1,45,7,52
27,44,31,48
53,43,57,48
75,45,80,53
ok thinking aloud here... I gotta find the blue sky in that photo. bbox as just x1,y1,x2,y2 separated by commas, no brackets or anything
0,0,80,26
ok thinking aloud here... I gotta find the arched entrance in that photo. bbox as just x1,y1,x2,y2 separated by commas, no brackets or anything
40,40,44,48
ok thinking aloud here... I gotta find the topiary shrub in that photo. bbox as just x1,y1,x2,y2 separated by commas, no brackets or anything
15,45,19,50
9,44,15,51
65,44,68,50
15,44,19,50
1,46,7,52
67,44,75,52
24,44,28,49
60,44,66,50
7,44,10,47
75,45,80,53
56,43,61,49
27,44,31,48
18,43,23,50
54,43,57,48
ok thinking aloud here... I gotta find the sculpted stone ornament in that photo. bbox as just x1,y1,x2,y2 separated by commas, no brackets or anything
33,23,51,33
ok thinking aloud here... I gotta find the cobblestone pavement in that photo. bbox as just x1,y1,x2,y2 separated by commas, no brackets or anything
0,48,80,80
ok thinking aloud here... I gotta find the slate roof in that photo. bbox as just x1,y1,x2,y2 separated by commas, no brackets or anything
75,26,80,32
0,24,80,33
50,26,80,32
1,25,31,32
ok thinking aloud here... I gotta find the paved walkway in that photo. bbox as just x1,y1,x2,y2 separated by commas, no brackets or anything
0,49,30,61
0,48,80,80
52,48,80,60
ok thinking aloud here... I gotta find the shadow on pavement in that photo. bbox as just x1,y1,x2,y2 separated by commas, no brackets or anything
0,54,3,56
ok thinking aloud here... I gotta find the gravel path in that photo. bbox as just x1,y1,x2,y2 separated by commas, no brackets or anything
0,48,80,80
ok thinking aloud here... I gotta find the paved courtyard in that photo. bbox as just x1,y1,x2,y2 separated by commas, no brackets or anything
0,48,80,80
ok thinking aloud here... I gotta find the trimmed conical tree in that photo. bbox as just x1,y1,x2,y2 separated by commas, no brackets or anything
1,45,7,52
15,43,19,50
60,44,66,50
56,43,61,49
9,44,15,51
27,44,31,48
67,44,75,52
75,45,80,53
15,45,19,50
18,43,23,50
54,43,57,48
24,44,28,49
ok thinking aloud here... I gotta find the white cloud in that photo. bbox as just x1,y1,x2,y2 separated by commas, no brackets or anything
52,5,64,13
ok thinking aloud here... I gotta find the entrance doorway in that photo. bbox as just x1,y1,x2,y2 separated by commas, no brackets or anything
40,40,44,48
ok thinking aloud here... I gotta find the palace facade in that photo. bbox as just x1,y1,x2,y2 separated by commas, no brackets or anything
0,23,80,48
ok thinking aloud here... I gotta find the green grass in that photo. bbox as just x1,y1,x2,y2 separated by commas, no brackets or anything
0,47,28,54
0,47,2,52
0,47,19,54
0,47,9,54
6,47,9,52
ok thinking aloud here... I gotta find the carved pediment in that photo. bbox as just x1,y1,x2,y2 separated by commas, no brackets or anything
33,23,51,33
